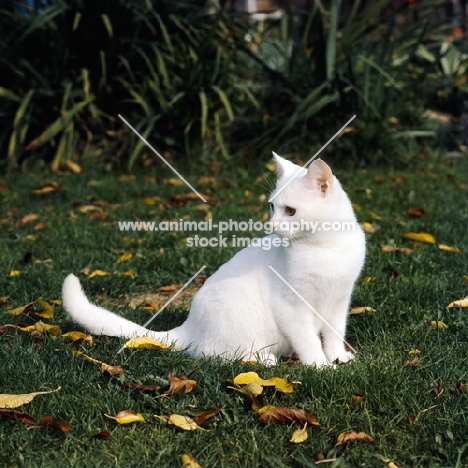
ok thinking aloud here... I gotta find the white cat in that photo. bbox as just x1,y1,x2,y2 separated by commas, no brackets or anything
62,154,365,367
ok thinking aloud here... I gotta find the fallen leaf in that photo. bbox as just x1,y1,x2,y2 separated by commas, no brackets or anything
402,232,435,244
123,382,157,394
88,270,109,278
290,423,308,443
351,393,364,404
116,253,132,263
430,320,448,329
38,415,70,433
34,223,47,231
181,454,202,468
335,431,374,446
122,336,169,350
192,406,223,426
408,349,422,355
16,213,39,228
407,208,426,217
257,407,320,426
366,210,382,220
62,331,93,344
351,203,361,211
29,182,63,195
91,430,111,439
73,351,123,375
0,387,61,409
361,222,380,234
349,306,376,315
450,382,467,394
155,373,197,399
121,270,135,278
463,276,468,282
0,408,35,424
8,270,21,277
434,385,443,396
447,298,468,308
34,321,62,336
156,284,182,293
63,160,82,174
379,244,413,254
404,357,420,367
438,244,460,253
232,372,296,393
104,410,145,424
7,300,53,319
168,414,202,431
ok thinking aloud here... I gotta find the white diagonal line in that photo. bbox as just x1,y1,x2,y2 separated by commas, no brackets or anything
117,265,206,354
268,266,356,354
269,115,356,202
118,114,207,203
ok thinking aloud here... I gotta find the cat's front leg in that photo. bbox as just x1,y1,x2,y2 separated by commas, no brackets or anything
288,330,330,368
321,299,354,364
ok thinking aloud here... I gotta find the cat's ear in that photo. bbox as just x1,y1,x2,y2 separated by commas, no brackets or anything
305,159,333,193
272,152,296,178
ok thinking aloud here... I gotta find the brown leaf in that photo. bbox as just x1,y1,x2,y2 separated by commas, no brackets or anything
123,382,157,394
91,430,111,439
335,431,374,446
156,284,182,293
434,384,444,396
38,415,70,433
29,183,63,195
192,406,223,425
379,244,413,255
404,357,420,367
155,373,197,399
407,208,427,217
257,407,320,426
34,222,47,231
0,408,35,425
16,214,39,228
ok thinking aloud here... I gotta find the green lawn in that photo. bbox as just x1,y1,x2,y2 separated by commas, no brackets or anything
1,149,468,467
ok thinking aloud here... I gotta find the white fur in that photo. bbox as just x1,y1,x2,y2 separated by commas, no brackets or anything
62,155,365,367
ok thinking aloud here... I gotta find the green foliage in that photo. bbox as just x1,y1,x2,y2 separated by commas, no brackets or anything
0,0,459,169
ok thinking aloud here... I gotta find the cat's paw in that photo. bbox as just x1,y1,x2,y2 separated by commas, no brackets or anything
334,351,355,364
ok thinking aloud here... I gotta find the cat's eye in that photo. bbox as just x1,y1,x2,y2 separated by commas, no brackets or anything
285,206,296,216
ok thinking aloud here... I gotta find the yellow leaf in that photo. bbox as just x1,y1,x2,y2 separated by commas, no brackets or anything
362,276,373,284
351,393,364,404
5,324,36,333
105,410,145,424
121,269,135,278
88,270,109,278
123,336,169,350
402,232,436,244
74,351,123,375
290,423,308,444
116,253,132,263
351,203,361,211
49,299,62,305
266,377,294,394
35,321,62,336
447,298,468,308
181,454,202,468
430,320,448,329
366,210,382,220
463,276,468,282
62,331,93,344
336,430,374,445
63,160,82,174
142,197,156,205
0,386,61,409
235,382,264,397
349,306,376,315
233,372,265,386
168,414,202,431
257,405,276,414
265,161,276,172
32,301,54,319
8,270,21,277
26,235,38,242
408,349,422,355
361,222,379,234
438,244,460,253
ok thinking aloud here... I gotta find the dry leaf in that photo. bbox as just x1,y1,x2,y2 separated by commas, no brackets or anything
156,284,182,293
34,321,62,336
232,372,296,394
447,298,468,308
121,270,135,278
29,182,63,195
404,357,420,367
430,320,448,329
105,410,145,424
366,210,382,220
16,213,39,228
73,351,123,375
63,160,82,173
8,270,21,277
438,244,460,253
434,385,444,396
379,245,413,254
168,414,202,431
361,222,380,234
335,431,374,446
116,253,133,263
192,407,223,426
407,207,426,217
91,430,111,439
122,336,169,350
62,331,93,345
181,454,202,468
349,306,376,315
351,393,364,404
0,387,61,409
123,382,157,394
402,232,435,244
155,373,196,399
0,408,35,425
7,300,53,319
290,423,308,444
257,407,320,426
408,349,422,355
38,415,70,433
88,270,109,278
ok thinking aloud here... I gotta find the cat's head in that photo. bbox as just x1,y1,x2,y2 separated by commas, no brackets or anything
268,153,350,239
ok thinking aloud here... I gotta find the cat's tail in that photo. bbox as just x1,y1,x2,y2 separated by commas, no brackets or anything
62,274,172,342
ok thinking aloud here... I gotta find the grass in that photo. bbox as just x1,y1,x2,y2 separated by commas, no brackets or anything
0,147,468,467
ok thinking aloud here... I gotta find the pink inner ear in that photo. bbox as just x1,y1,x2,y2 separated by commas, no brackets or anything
306,160,333,193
